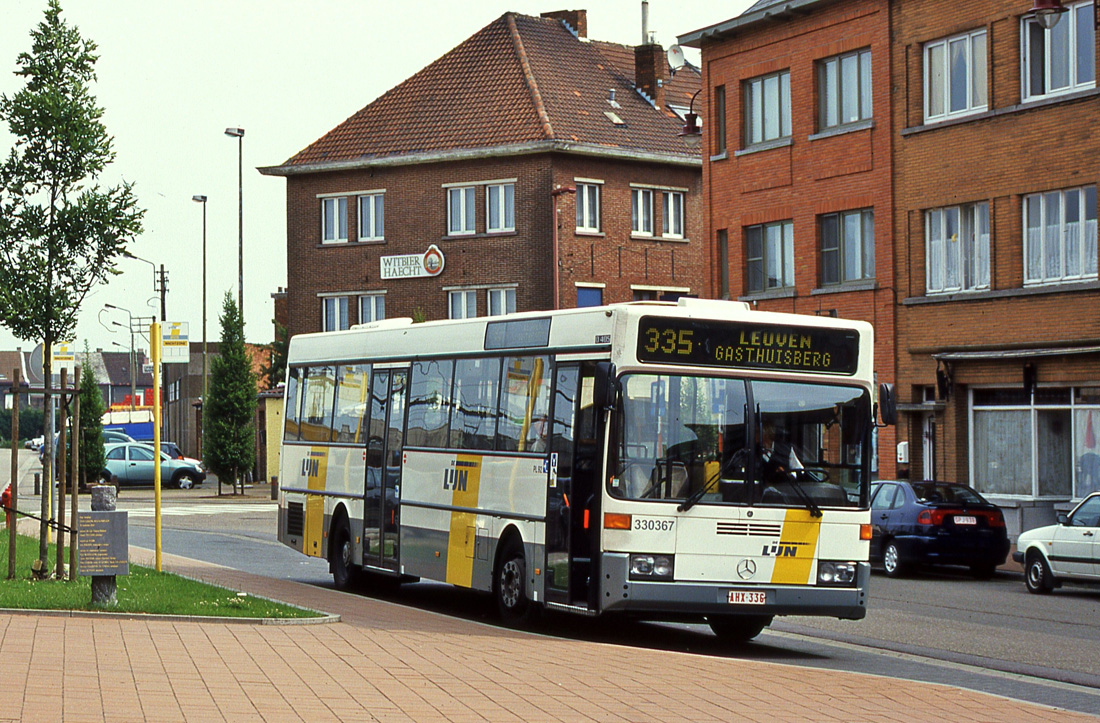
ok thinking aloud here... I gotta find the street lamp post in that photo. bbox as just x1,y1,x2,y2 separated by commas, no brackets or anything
105,304,137,410
122,250,167,322
224,127,244,313
192,195,208,457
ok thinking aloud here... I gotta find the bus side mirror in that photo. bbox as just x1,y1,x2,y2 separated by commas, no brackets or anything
877,383,897,427
593,361,618,411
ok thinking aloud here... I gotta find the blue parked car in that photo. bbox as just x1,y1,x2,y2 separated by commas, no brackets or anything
869,480,1010,579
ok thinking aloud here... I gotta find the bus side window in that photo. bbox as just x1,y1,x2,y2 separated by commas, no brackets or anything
452,358,501,450
300,366,336,442
332,364,371,444
284,367,303,441
498,355,550,452
407,359,454,448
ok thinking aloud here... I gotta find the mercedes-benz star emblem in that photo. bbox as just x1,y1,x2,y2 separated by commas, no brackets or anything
736,559,757,580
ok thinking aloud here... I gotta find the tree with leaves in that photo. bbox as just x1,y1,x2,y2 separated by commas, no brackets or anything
205,292,257,495
0,1,143,568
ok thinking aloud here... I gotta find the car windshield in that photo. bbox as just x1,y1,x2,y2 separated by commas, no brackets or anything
610,374,870,509
910,483,986,505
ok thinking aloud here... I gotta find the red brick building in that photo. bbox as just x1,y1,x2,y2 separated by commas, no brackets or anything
261,10,702,336
680,0,897,478
892,0,1100,532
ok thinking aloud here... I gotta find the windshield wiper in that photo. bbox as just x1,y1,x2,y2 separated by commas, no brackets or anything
781,469,823,518
678,448,747,513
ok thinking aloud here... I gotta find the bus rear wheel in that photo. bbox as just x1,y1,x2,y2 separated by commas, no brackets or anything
331,521,360,591
494,538,535,626
708,614,772,643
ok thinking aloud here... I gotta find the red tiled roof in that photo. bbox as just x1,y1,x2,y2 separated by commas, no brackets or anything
268,12,699,173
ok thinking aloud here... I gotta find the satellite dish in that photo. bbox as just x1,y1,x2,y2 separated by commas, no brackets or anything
667,44,686,75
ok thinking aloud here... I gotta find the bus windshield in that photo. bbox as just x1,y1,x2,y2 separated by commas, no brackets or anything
611,374,870,509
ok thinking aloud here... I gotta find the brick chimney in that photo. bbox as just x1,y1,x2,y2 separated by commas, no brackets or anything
541,10,587,38
635,43,667,110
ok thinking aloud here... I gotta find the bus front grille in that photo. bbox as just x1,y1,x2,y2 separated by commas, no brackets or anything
716,522,782,537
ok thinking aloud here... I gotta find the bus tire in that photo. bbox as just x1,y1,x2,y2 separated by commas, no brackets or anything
494,537,535,626
331,520,359,591
708,614,772,643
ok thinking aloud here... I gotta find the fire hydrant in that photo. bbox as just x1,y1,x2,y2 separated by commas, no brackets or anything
1,485,11,529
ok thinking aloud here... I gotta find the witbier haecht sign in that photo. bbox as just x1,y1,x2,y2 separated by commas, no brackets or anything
380,244,445,280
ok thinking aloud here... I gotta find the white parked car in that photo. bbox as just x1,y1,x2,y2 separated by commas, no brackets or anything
1014,492,1100,593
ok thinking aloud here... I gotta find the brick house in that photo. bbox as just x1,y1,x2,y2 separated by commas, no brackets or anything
892,0,1100,532
260,10,702,336
680,0,898,478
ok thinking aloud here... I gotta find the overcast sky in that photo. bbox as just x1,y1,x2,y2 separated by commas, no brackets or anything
0,0,750,361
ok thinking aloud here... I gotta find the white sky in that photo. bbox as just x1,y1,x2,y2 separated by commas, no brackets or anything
0,0,750,359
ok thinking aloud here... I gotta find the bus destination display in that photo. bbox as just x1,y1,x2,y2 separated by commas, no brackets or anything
637,316,859,375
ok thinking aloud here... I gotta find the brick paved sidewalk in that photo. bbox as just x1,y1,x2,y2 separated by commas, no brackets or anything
0,542,1094,723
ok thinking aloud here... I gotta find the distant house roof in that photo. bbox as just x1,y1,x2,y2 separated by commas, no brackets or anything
262,12,700,176
678,0,833,47
100,350,152,388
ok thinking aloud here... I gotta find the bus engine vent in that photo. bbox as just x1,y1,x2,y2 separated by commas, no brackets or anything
287,502,304,537
716,521,783,537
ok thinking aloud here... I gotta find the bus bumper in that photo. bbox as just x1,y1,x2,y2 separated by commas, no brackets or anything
598,554,869,620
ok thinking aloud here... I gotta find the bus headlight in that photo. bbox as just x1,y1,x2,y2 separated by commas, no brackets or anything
817,561,857,587
630,554,674,581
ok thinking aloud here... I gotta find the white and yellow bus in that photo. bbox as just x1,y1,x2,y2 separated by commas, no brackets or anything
277,298,894,641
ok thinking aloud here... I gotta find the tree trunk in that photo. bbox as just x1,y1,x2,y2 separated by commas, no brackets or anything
39,333,52,572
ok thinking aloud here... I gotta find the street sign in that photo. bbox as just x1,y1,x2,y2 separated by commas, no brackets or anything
161,321,189,364
51,341,77,372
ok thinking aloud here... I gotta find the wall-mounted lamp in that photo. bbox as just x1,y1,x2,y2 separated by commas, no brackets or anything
677,89,702,149
1030,0,1067,29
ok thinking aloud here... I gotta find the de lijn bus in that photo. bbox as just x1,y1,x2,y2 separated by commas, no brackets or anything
277,298,895,642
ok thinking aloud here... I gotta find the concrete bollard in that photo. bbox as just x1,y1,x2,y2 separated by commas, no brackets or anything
270,476,278,501
90,485,118,606
34,472,40,497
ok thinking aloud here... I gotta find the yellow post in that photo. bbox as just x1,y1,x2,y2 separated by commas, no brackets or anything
152,321,162,572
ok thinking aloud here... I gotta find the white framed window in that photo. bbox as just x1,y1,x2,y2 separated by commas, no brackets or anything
632,188,654,236
662,192,684,238
488,287,516,316
1024,185,1098,286
576,182,601,232
926,202,990,294
358,294,385,324
449,289,477,319
486,183,515,233
819,48,872,129
744,70,791,146
322,296,349,331
746,220,794,293
924,30,987,122
358,193,384,241
447,186,476,236
322,197,348,243
1023,1,1096,101
821,209,874,285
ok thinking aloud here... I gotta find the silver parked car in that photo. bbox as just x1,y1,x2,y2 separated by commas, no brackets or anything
103,442,205,489
1014,492,1100,593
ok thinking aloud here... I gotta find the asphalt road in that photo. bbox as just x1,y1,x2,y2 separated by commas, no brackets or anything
7,460,1100,718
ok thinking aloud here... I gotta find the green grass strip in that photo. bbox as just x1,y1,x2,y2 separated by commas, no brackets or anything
0,530,320,618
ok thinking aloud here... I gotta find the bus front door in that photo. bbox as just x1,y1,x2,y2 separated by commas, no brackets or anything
363,368,406,572
545,362,599,609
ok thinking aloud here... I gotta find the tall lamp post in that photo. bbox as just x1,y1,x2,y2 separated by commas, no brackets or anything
122,250,167,322
105,304,137,410
224,127,244,313
192,195,208,457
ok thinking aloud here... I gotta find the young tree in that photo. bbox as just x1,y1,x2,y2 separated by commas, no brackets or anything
0,1,143,566
205,292,257,494
72,346,106,489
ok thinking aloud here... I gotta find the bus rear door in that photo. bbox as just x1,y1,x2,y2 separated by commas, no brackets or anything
363,367,407,572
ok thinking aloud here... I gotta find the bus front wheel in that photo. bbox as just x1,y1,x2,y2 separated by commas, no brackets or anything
494,538,535,626
708,614,772,643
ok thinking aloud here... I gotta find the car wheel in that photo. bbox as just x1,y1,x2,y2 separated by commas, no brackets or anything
970,563,997,580
174,472,194,490
330,520,360,591
883,540,906,578
708,614,773,643
494,537,536,627
1025,551,1054,594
